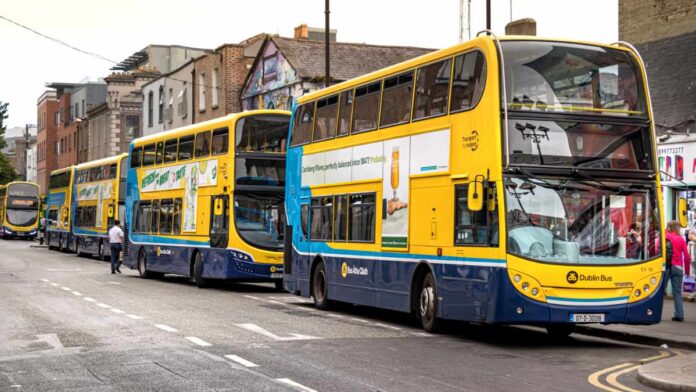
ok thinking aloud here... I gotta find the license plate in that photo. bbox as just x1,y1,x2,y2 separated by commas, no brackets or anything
570,313,605,323
271,273,283,279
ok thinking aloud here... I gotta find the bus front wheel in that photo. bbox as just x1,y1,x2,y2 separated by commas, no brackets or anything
192,252,208,288
419,272,440,333
311,261,330,310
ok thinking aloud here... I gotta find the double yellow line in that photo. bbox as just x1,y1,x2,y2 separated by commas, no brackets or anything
587,351,671,391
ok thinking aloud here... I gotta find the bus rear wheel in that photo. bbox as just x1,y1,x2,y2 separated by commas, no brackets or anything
312,261,330,310
138,249,153,279
98,240,106,261
418,272,440,333
192,252,208,288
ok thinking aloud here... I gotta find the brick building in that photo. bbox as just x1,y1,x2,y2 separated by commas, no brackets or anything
36,90,58,194
47,83,79,171
72,81,107,163
193,34,266,123
241,26,433,111
621,1,696,221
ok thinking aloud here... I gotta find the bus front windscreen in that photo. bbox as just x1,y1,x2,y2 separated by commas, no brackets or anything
234,194,284,251
502,41,646,117
6,209,38,226
504,177,660,265
8,183,38,198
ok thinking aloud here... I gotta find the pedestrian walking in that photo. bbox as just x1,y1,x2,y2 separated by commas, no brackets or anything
665,220,691,322
108,220,124,274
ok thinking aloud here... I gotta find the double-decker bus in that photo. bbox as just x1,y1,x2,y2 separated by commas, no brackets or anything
283,34,670,334
47,167,76,251
124,110,290,288
0,181,40,239
73,154,129,259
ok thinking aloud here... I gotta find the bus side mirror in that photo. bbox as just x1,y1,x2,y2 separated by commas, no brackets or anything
107,206,114,218
468,179,484,212
61,207,68,218
679,197,688,228
214,199,224,216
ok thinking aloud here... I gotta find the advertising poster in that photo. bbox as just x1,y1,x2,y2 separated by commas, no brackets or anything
381,137,410,248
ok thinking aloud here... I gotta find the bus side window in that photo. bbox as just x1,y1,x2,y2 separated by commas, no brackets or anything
290,103,315,146
178,136,194,161
380,71,414,128
413,58,452,120
310,197,332,241
151,200,160,233
313,95,339,142
172,199,182,235
300,204,309,238
164,139,178,163
450,51,487,113
348,193,376,243
333,195,347,241
143,144,156,166
352,82,381,133
337,90,353,137
159,199,173,234
454,184,497,245
131,147,142,168
156,141,164,165
212,128,229,155
195,131,211,158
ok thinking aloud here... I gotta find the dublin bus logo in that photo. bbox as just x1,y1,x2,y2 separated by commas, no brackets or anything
567,271,578,284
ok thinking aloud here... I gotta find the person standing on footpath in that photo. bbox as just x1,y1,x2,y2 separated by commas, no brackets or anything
665,220,691,321
108,220,124,274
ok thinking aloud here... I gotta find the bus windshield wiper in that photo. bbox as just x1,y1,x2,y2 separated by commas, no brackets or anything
571,168,647,193
514,167,568,191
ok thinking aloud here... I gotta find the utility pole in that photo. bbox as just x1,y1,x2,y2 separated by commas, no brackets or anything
24,124,30,181
459,0,471,42
325,0,331,88
486,0,491,31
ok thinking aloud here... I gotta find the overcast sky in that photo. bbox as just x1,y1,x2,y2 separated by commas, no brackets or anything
1,0,617,128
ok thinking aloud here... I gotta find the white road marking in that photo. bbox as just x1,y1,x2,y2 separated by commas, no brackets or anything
154,324,178,332
110,308,125,314
186,336,212,347
40,279,49,282
243,295,261,300
107,281,121,285
60,286,71,291
71,291,82,296
50,283,59,287
276,378,318,392
47,268,81,271
234,323,321,341
268,300,285,305
351,317,369,323
225,354,259,368
326,313,345,319
83,297,96,302
374,323,401,331
96,303,111,309
126,314,143,320
411,332,434,337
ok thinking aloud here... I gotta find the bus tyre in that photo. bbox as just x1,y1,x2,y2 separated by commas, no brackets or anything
98,240,106,261
312,262,330,310
58,235,64,252
545,324,575,339
76,238,84,257
138,249,153,279
419,272,440,333
192,252,208,288
274,280,285,292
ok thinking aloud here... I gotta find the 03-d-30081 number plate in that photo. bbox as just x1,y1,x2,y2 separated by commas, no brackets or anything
570,313,605,323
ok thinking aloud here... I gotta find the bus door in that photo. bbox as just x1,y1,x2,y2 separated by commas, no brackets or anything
118,156,127,228
210,195,229,248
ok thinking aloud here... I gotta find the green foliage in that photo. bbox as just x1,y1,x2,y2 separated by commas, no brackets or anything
0,153,17,184
0,101,8,150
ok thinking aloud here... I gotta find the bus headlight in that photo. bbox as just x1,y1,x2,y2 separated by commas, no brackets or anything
629,272,663,303
513,274,521,283
531,288,539,296
635,289,642,297
507,269,545,302
650,277,657,286
643,284,650,293
521,282,529,291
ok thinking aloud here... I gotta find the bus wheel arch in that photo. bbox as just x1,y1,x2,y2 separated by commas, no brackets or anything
411,261,440,333
190,249,208,288
310,256,330,309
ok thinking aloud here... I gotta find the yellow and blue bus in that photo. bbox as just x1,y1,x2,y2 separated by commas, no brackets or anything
283,34,666,334
123,110,290,288
0,181,40,239
73,154,129,259
47,166,76,251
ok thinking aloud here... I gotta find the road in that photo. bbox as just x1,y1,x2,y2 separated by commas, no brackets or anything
0,239,673,391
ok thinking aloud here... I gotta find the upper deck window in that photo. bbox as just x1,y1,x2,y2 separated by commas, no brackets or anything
413,59,452,120
178,136,194,161
155,142,164,165
337,91,353,137
236,115,289,152
7,183,38,198
290,103,315,146
313,95,339,142
164,139,178,163
352,81,381,133
195,131,211,158
143,144,156,166
501,41,646,117
450,51,486,113
131,147,142,168
380,71,414,128
212,128,229,155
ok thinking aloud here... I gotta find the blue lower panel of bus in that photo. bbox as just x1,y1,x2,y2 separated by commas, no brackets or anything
285,248,663,325
124,243,281,281
75,233,109,257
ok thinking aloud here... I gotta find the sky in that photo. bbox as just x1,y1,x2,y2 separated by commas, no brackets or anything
0,0,618,128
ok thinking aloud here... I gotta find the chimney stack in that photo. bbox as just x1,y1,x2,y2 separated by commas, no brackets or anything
505,18,537,35
294,24,309,40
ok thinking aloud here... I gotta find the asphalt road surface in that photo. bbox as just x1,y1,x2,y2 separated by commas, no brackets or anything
0,239,672,391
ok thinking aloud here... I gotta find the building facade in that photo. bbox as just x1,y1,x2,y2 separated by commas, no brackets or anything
142,60,196,136
86,70,159,161
47,83,78,171
241,28,433,111
71,81,107,163
36,90,58,194
26,142,37,183
620,0,696,222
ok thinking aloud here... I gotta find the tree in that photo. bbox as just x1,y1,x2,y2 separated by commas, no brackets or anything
0,100,17,183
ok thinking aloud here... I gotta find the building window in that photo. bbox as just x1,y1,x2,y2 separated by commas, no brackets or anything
125,115,140,139
158,86,164,124
147,91,154,127
212,68,219,107
199,72,206,111
81,99,85,118
178,85,188,118
168,88,173,123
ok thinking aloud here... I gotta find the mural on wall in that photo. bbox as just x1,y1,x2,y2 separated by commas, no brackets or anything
242,40,309,111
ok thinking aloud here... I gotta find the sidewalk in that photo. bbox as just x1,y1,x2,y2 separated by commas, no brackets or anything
574,298,696,391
